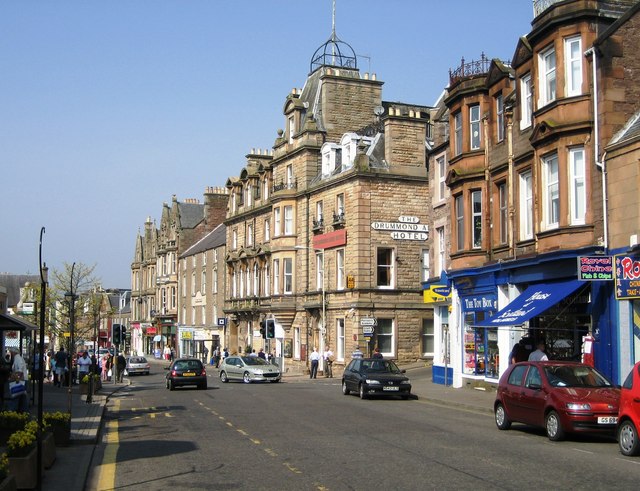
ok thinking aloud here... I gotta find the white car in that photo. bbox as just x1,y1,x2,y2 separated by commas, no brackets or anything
126,356,150,375
219,356,281,383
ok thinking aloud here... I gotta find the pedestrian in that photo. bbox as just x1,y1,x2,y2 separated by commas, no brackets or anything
309,347,320,379
258,348,266,360
115,352,127,382
372,347,383,359
249,349,258,358
323,346,334,378
213,346,220,367
509,339,528,365
170,347,175,361
54,346,67,387
203,345,209,364
101,354,110,381
106,354,114,381
7,347,29,413
351,345,364,359
223,347,229,360
77,351,92,382
528,341,549,361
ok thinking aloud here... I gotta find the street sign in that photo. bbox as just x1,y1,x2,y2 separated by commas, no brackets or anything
217,318,227,326
362,326,374,335
360,317,377,327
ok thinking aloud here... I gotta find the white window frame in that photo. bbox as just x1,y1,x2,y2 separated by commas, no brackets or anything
316,201,323,223
273,208,281,237
539,45,556,107
283,258,293,295
336,193,345,216
569,146,586,225
202,269,206,292
376,247,395,289
245,268,251,297
436,154,446,202
288,115,295,143
191,271,196,294
264,265,270,297
471,190,482,249
316,252,324,292
436,226,445,274
212,268,218,294
232,271,237,298
336,249,345,290
232,229,238,250
519,171,533,240
273,259,280,295
454,111,463,156
247,222,253,247
543,153,560,229
376,318,395,357
253,264,259,296
286,164,293,187
421,249,430,282
264,219,270,242
470,105,481,150
499,183,508,245
421,318,435,356
284,205,293,235
239,268,245,298
565,36,582,97
496,94,504,142
455,195,464,251
246,184,252,207
337,318,345,361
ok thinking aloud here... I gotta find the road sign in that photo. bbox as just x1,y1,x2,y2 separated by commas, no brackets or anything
217,318,227,326
360,317,377,327
362,326,374,335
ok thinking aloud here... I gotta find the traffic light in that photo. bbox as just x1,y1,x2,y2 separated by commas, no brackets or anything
121,325,127,341
266,319,275,339
259,321,266,339
112,324,121,344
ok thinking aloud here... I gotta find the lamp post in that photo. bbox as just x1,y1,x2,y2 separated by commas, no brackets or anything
65,262,76,415
37,227,47,491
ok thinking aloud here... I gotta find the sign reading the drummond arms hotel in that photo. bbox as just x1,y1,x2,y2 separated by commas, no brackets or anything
371,215,428,241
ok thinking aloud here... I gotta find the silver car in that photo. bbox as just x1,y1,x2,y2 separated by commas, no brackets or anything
126,356,150,375
219,356,281,383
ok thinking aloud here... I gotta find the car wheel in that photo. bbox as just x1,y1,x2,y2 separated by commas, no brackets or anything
495,403,512,430
401,393,410,400
169,380,175,391
165,378,169,389
342,381,350,395
545,410,565,441
619,420,640,456
359,383,367,400
243,372,251,384
220,371,229,383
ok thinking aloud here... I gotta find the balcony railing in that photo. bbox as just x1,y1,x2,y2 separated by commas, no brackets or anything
332,211,345,226
272,180,297,193
449,53,491,85
312,218,324,232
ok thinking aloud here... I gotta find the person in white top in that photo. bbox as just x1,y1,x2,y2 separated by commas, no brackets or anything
8,347,29,412
528,341,549,361
77,351,92,381
323,347,334,378
309,348,320,379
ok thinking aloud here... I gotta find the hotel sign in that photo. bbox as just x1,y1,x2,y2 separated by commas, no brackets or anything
371,216,428,241
313,229,347,250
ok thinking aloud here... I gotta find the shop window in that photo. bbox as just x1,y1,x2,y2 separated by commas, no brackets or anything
421,318,434,356
463,311,498,378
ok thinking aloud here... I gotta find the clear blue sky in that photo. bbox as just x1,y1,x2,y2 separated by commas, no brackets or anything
1,1,533,289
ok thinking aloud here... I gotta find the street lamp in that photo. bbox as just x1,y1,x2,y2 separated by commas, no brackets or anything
37,227,47,490
65,262,76,415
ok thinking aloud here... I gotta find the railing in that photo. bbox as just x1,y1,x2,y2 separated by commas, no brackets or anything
533,0,562,17
312,218,324,231
449,53,491,85
332,211,345,226
272,180,297,193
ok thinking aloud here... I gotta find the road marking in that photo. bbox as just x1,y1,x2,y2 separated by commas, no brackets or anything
284,462,302,474
150,413,156,419
165,412,173,418
97,399,120,490
264,448,278,457
250,438,261,444
237,429,248,436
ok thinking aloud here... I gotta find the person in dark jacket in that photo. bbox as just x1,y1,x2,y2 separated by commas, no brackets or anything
115,353,127,383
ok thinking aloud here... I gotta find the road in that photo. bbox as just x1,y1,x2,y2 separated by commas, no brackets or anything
87,364,640,490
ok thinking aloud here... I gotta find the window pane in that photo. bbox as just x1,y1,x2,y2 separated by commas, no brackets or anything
377,248,393,287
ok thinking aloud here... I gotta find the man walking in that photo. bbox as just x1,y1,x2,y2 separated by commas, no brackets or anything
115,352,127,383
54,346,67,387
309,347,320,379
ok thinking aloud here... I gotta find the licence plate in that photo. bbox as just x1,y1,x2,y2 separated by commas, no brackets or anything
383,386,399,391
183,373,196,377
598,416,618,424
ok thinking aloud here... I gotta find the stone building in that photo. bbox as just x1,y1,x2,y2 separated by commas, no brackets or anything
177,223,227,359
223,33,434,374
433,0,640,388
131,187,228,356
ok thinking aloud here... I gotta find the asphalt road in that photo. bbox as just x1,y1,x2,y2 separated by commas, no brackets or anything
87,366,640,490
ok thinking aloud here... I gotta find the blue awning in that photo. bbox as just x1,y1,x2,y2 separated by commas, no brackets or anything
475,279,585,327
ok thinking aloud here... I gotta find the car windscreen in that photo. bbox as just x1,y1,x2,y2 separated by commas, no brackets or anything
544,365,613,388
174,360,203,371
242,357,268,366
362,360,400,373
129,357,146,363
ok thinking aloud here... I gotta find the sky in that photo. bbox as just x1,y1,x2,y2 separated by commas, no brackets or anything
0,0,534,289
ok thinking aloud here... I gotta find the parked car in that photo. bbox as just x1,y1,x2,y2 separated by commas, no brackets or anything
618,361,640,455
494,361,620,441
219,356,281,383
341,358,412,400
126,356,150,376
165,358,207,390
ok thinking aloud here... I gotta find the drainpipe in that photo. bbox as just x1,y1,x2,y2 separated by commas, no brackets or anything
506,106,515,258
585,47,608,251
483,116,493,259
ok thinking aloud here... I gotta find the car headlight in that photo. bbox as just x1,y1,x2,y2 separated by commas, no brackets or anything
254,370,263,375
566,402,591,411
400,380,411,385
365,379,381,385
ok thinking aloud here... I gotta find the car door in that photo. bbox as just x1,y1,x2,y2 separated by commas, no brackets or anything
225,357,240,380
501,364,528,422
344,360,361,390
518,365,547,426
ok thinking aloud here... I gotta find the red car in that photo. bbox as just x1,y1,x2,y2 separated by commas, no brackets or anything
494,361,619,441
618,362,640,455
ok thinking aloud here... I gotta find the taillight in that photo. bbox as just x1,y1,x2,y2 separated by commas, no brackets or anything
171,370,177,376
201,369,206,376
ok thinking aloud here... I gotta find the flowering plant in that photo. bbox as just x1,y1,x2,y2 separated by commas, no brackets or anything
6,429,36,458
0,453,8,481
0,411,30,431
43,411,71,428
24,420,50,435
81,373,101,384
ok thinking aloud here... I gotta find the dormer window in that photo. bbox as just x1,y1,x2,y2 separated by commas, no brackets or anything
321,142,341,176
245,184,252,207
288,115,295,143
340,132,359,169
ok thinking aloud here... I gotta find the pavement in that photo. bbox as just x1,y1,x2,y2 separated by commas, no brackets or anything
27,358,494,490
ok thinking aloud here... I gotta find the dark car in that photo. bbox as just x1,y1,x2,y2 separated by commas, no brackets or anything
494,361,619,441
165,358,207,390
618,361,640,455
342,358,412,400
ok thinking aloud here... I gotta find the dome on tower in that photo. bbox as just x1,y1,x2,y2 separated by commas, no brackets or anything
309,33,357,73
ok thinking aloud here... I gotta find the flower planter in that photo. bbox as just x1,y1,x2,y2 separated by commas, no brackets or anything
50,424,70,447
8,447,37,490
42,432,56,469
0,475,17,491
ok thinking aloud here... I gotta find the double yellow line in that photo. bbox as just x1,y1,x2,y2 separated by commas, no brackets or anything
96,399,120,490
